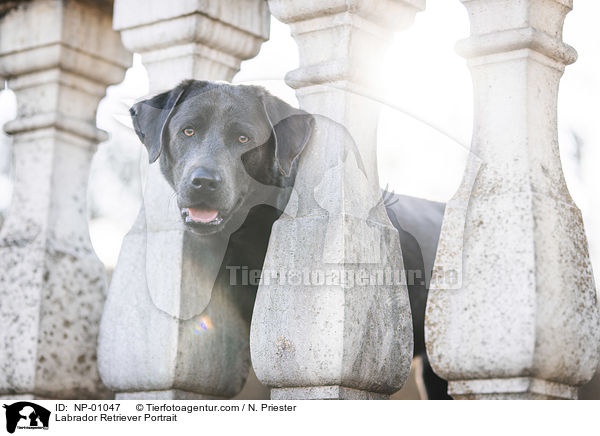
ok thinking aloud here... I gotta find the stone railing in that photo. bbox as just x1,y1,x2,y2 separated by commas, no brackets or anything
0,0,597,400
425,0,600,400
0,0,130,399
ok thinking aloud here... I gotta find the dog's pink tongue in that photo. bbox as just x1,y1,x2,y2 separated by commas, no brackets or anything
188,208,219,223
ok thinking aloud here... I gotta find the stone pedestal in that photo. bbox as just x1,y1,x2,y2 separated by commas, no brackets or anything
0,0,130,399
98,0,270,399
249,0,425,400
425,0,600,400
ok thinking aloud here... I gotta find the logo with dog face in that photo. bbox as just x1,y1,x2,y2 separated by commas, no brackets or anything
2,402,50,433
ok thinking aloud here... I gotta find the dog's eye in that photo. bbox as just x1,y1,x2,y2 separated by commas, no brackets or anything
183,128,195,137
238,135,250,144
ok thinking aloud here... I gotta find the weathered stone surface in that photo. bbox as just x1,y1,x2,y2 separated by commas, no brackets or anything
117,390,224,400
0,0,130,399
98,0,270,399
249,0,425,399
448,377,577,400
113,0,269,89
425,0,600,399
271,386,389,400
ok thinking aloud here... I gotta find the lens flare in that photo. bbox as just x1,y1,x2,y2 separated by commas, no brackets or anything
192,316,214,335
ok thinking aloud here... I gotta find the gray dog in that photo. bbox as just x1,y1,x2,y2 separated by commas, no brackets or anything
130,80,449,399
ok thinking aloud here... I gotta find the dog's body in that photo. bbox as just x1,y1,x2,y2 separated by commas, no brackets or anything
385,193,449,399
131,80,450,399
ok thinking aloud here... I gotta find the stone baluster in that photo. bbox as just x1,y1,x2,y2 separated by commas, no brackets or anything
250,0,425,400
0,0,130,399
97,0,269,400
426,0,600,399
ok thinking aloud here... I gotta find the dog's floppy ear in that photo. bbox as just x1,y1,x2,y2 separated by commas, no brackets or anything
129,84,188,163
262,94,315,177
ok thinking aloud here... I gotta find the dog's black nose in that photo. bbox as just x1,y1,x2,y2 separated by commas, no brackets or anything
190,167,221,191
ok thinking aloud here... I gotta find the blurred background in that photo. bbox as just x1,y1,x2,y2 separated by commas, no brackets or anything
1,0,599,398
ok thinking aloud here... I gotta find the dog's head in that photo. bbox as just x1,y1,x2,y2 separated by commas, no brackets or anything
130,80,314,235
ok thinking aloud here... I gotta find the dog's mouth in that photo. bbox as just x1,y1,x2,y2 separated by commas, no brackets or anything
181,205,224,229
180,198,247,236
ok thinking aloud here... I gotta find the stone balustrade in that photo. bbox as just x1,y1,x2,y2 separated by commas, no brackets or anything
0,0,598,401
250,0,424,400
0,0,130,399
97,0,270,400
426,0,600,399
